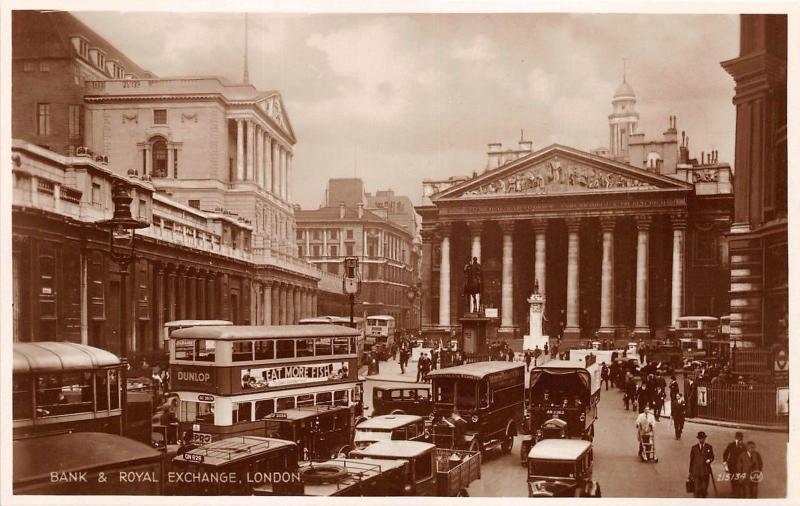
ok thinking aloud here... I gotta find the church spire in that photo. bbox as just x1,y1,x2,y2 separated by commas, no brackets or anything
243,13,250,84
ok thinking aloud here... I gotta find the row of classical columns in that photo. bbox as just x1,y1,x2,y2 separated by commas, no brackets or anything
154,264,224,329
234,118,292,201
436,214,687,335
252,280,318,326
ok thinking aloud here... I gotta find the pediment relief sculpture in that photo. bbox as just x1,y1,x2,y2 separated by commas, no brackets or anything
463,158,656,197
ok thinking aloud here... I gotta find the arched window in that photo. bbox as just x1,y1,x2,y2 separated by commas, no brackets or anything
152,137,168,177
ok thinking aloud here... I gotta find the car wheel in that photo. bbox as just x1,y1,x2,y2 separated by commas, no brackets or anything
501,433,513,454
389,409,406,415
468,438,481,453
333,445,352,458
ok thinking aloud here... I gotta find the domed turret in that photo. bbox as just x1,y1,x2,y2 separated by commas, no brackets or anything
613,79,636,101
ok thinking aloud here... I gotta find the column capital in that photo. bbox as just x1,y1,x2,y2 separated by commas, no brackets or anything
465,220,484,235
498,220,516,234
437,222,453,237
635,214,653,230
530,218,548,234
599,216,617,232
420,227,436,243
565,216,582,232
670,214,688,230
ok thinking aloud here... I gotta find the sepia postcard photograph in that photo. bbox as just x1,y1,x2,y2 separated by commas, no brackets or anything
0,1,795,504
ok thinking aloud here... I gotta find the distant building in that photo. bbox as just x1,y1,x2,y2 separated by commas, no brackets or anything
721,14,787,348
297,183,420,329
416,77,733,343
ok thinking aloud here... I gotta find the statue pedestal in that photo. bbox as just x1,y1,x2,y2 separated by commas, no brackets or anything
523,292,549,351
459,314,490,355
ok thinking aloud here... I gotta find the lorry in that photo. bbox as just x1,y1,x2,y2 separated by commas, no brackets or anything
519,357,601,466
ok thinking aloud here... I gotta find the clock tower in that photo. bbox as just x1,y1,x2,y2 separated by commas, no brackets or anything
608,70,639,162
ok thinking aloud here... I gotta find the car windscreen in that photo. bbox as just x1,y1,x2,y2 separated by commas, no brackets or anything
529,459,577,479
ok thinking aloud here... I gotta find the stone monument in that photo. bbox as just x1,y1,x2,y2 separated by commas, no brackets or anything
523,279,549,351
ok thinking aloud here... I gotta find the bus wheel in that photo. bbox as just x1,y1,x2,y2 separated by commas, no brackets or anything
457,489,470,497
389,409,406,415
468,438,481,453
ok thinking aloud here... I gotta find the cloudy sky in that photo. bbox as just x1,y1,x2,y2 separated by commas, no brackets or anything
74,11,739,209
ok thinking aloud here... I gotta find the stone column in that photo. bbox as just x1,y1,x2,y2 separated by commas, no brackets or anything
438,225,451,327
245,120,254,180
532,219,547,295
671,215,687,328
294,287,302,322
279,284,288,325
197,271,207,320
312,291,318,317
634,215,652,337
499,220,515,331
271,141,279,195
155,264,165,349
263,281,272,325
144,144,152,176
206,274,216,319
466,221,483,262
281,148,288,200
271,282,280,325
236,119,244,181
564,217,581,338
187,270,197,320
255,127,263,186
166,147,174,179
263,132,270,190
599,216,616,335
167,266,177,321
287,154,293,203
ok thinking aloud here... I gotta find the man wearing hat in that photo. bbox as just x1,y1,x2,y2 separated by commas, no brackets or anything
688,431,716,497
723,431,746,497
635,406,656,460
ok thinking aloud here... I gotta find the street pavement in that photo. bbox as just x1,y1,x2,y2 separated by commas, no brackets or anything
364,359,788,498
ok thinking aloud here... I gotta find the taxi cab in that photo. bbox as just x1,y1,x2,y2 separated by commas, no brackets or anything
527,439,600,497
354,414,428,450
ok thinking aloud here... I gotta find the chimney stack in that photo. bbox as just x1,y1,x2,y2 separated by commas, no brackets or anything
357,202,364,219
339,201,346,219
486,142,503,172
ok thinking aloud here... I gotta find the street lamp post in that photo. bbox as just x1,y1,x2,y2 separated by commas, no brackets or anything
96,181,149,361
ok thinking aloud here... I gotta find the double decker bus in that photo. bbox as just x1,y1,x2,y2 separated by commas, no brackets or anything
365,315,396,358
300,316,366,364
169,324,364,445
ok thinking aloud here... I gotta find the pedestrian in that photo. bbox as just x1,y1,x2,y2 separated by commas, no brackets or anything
507,346,515,362
524,351,532,371
399,348,407,374
671,393,686,439
736,441,763,498
431,348,439,370
416,353,425,382
600,362,610,391
624,375,636,411
533,346,541,366
636,383,649,413
653,386,666,421
688,431,715,498
544,342,549,356
392,343,398,362
635,407,656,459
669,374,680,401
723,431,746,497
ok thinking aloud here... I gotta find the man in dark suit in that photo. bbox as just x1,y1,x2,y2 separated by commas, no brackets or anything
736,441,763,498
722,431,746,497
688,431,715,497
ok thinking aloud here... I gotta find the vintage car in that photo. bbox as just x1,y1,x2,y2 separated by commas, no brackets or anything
427,362,525,453
169,436,298,495
354,414,428,450
349,440,481,496
265,404,354,460
371,386,432,417
527,439,600,497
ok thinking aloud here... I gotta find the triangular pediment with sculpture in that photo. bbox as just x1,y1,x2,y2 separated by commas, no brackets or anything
433,144,691,201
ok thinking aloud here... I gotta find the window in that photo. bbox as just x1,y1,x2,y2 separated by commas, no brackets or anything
330,245,338,257
333,337,349,355
296,394,314,407
68,105,81,138
346,244,354,255
39,61,50,72
173,149,178,178
316,391,333,406
23,61,34,72
233,401,252,423
333,390,349,406
296,230,303,240
407,423,418,438
276,397,295,411
188,200,200,210
138,199,147,219
330,229,338,240
233,341,254,361
346,229,354,239
276,339,295,359
313,230,321,240
255,399,275,419
153,109,167,125
35,372,94,417
296,339,314,357
152,138,167,177
179,400,214,423
96,52,105,69
414,452,433,481
92,182,102,205
13,375,31,420
315,338,332,356
37,103,51,136
195,340,216,362
79,40,88,58
391,428,407,440
312,245,321,257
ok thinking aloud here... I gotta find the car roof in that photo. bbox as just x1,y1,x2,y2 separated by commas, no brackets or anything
357,415,423,430
175,437,295,467
426,361,523,380
14,342,120,373
164,320,233,328
267,405,351,421
14,432,161,484
349,440,434,459
171,324,359,340
528,439,592,460
296,458,406,496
